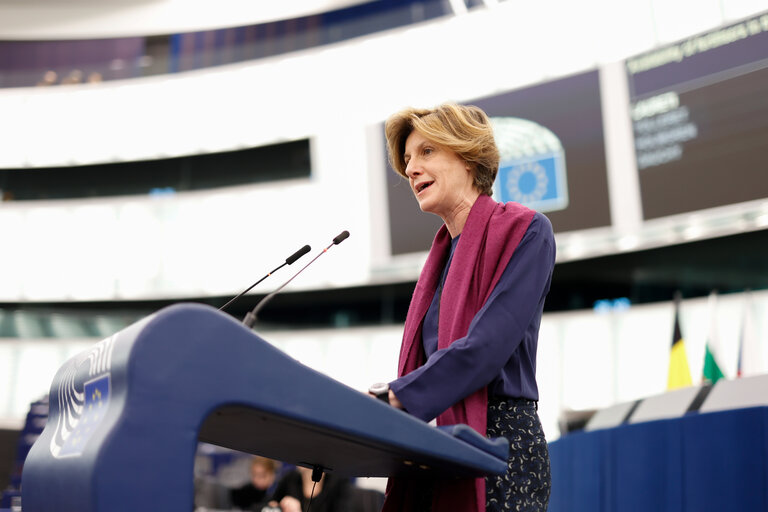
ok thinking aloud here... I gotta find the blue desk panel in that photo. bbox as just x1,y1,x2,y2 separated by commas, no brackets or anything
549,407,768,512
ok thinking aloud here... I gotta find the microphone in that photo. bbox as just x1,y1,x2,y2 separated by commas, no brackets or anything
219,244,311,312
242,230,350,328
333,230,349,244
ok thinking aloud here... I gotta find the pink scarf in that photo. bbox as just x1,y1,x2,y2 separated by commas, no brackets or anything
384,194,535,512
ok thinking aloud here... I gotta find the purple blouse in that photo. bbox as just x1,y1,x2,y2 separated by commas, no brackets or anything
389,212,555,422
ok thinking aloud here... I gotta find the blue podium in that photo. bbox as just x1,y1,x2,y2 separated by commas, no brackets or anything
22,304,508,511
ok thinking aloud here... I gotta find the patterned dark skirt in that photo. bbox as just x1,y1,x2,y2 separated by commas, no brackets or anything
485,396,551,512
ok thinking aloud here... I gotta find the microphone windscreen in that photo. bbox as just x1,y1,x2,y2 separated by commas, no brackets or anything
286,245,311,264
333,230,350,245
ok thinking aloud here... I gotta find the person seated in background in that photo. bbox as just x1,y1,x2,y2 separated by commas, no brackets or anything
87,71,103,83
230,456,280,511
267,466,352,512
59,69,83,85
36,70,58,86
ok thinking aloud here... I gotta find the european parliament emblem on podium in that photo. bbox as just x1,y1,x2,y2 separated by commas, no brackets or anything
57,375,111,457
491,117,568,213
51,335,116,459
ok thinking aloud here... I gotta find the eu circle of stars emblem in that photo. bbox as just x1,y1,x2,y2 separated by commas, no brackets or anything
59,374,111,457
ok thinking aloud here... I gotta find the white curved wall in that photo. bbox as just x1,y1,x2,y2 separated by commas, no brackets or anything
3,0,762,168
1,1,767,302
0,0,370,39
0,161,375,301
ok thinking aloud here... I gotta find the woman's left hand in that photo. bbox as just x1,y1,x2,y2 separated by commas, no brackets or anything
388,389,404,410
367,389,404,410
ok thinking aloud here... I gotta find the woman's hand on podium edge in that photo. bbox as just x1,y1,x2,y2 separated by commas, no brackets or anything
387,389,404,410
366,388,404,410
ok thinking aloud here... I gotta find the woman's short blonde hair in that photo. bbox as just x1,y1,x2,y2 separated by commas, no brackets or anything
384,103,499,196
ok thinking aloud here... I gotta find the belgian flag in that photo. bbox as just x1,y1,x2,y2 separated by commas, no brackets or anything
667,295,693,390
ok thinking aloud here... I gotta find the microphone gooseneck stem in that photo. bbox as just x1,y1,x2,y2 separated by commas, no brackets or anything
243,231,349,329
219,244,311,312
219,262,285,312
243,243,333,328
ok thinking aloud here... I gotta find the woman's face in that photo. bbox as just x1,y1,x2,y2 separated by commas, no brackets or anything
403,130,476,219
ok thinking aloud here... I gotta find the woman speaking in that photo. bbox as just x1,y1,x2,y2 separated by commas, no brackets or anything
373,103,555,512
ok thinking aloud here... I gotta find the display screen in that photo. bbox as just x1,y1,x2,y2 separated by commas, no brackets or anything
386,69,611,255
627,11,768,219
